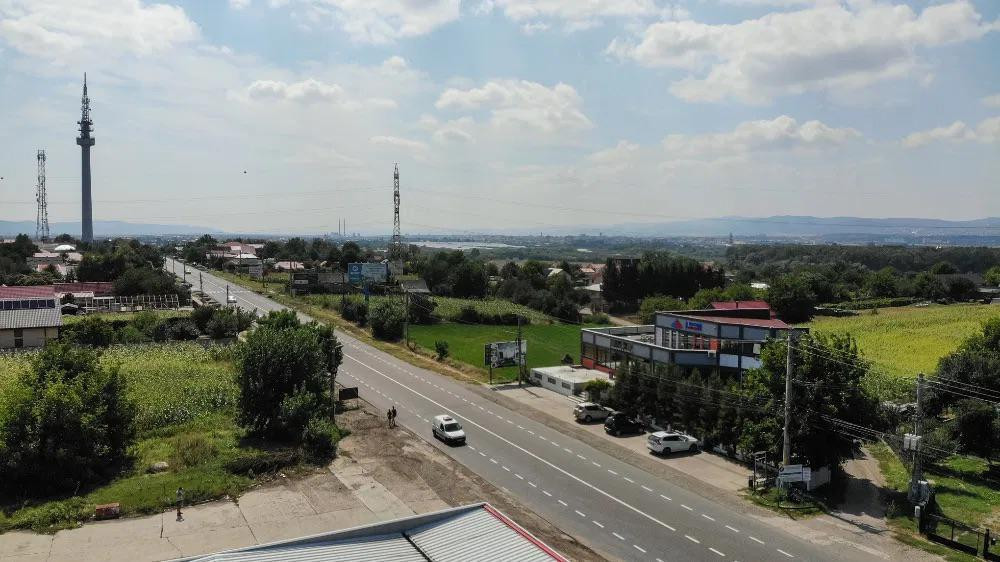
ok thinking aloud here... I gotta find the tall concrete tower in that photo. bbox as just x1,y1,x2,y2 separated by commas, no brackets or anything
76,73,95,243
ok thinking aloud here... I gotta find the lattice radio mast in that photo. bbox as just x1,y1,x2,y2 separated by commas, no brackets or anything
390,163,402,260
36,150,49,241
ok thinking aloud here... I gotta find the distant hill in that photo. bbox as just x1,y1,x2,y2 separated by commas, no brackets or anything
599,216,1000,238
0,220,224,237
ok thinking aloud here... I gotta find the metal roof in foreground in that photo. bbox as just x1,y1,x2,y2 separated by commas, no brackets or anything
176,503,566,562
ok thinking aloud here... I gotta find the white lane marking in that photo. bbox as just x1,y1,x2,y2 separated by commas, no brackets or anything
685,535,700,544
542,490,552,497
709,547,725,557
467,445,476,451
502,466,510,472
490,458,498,464
612,532,625,541
607,469,618,476
726,525,740,533
592,521,604,528
592,461,601,467
517,425,524,430
701,514,715,521
641,485,652,492
662,522,676,532
623,477,635,484
681,504,693,511
749,536,765,545
575,510,586,517
342,355,684,537
507,420,514,425
577,454,586,460
633,545,646,553
563,448,572,453
479,452,486,457
526,430,535,435
528,482,537,488
557,500,568,506
777,549,794,558
515,474,524,480
660,494,672,501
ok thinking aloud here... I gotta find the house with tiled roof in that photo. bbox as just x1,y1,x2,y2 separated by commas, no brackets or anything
0,285,62,349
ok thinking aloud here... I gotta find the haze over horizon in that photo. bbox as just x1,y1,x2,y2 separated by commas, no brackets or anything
1,0,998,235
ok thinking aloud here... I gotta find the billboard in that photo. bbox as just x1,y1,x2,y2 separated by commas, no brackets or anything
484,340,527,368
348,262,388,284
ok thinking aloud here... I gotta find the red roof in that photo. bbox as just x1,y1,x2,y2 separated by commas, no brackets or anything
0,285,55,299
710,300,770,310
680,313,790,329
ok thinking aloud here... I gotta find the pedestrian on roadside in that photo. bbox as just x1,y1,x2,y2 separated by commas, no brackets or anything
176,486,185,522
391,405,398,427
387,409,392,428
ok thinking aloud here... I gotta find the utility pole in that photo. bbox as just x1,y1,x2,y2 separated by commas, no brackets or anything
908,372,925,502
226,285,230,307
403,288,410,349
516,315,524,387
782,332,795,467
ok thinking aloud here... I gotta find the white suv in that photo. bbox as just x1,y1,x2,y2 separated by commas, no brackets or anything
574,402,611,422
647,431,699,455
432,415,466,445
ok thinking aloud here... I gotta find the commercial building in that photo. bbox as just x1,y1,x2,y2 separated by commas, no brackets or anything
580,301,805,377
0,286,62,349
178,503,566,562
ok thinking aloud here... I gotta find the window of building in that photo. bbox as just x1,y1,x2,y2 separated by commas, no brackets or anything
561,382,571,389
581,342,596,359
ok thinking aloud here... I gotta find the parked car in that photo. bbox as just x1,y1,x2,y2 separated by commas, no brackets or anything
604,413,643,436
646,431,700,455
227,294,238,304
431,414,466,445
574,402,612,422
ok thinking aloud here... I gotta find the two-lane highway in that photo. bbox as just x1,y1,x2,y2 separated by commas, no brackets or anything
166,259,870,561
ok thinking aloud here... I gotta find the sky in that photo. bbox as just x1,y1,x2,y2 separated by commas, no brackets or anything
0,0,998,235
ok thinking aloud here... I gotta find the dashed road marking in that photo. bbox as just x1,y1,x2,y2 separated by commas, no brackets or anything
515,474,524,480
592,521,604,528
777,549,794,558
517,425,524,429
608,469,618,476
575,510,586,517
623,477,634,483
557,499,568,506
592,461,601,467
612,532,625,541
467,445,476,451
577,454,586,460
478,452,486,457
528,482,537,488
563,448,572,453
681,504,693,511
490,458,498,464
726,525,740,533
634,545,646,553
702,514,715,521
685,535,700,544
542,490,552,497
749,536,765,545
502,466,510,472
709,547,725,557
641,485,652,492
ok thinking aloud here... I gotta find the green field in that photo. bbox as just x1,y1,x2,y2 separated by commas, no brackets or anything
62,310,188,325
804,303,1000,376
0,343,305,533
409,323,589,383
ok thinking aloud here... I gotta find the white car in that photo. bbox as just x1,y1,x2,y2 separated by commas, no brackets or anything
574,402,611,422
184,268,192,274
431,414,466,445
647,431,700,455
227,294,238,304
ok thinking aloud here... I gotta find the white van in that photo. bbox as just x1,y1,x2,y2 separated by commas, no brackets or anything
432,414,466,445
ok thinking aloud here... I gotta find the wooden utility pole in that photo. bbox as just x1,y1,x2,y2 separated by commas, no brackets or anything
909,373,925,502
516,315,523,387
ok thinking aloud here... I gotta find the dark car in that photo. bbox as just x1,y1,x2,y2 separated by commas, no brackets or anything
604,413,643,436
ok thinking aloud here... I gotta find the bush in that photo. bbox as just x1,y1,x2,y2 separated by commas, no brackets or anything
561,353,574,365
167,318,201,341
115,324,147,344
583,379,611,402
224,449,300,476
277,387,327,440
370,300,406,341
65,316,115,347
0,343,135,497
168,433,218,469
434,340,449,360
587,313,610,325
191,306,215,333
206,308,253,338
458,305,480,324
301,417,339,460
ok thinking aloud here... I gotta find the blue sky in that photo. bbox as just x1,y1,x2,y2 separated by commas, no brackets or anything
1,0,998,234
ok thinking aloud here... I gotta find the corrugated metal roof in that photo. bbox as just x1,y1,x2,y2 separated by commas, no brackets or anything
409,506,559,562
0,285,55,299
193,533,423,562
0,307,62,330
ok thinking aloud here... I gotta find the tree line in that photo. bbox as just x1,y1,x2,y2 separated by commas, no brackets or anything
602,252,726,311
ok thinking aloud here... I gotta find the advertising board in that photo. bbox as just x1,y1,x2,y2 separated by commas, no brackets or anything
484,340,527,368
348,262,388,284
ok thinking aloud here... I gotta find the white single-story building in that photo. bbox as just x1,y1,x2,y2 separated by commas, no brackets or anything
0,286,62,349
529,365,610,397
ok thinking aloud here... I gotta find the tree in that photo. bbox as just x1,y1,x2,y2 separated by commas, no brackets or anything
985,265,1000,287
639,296,685,323
945,276,978,300
913,271,946,300
408,293,436,325
930,261,958,274
767,275,817,322
434,340,449,360
236,326,330,440
951,401,999,464
257,309,301,331
65,316,115,347
583,379,611,403
370,299,406,341
500,261,520,280
0,343,135,496
864,267,899,298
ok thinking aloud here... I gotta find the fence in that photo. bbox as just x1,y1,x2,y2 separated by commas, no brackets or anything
922,513,984,556
77,294,181,312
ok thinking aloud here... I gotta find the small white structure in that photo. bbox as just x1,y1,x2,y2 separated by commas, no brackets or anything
530,365,609,397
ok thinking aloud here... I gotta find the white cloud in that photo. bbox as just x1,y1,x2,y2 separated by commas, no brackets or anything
436,79,592,132
274,0,461,44
663,115,860,158
902,117,1000,148
229,0,251,9
370,135,428,151
0,0,199,61
381,55,408,72
609,0,998,103
492,0,659,31
432,117,475,143
247,78,346,103
982,94,1000,108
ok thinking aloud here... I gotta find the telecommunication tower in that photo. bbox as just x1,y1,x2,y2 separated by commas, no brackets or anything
36,150,50,241
76,73,95,243
390,163,402,260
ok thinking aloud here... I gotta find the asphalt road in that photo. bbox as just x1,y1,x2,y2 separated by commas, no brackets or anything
166,259,867,562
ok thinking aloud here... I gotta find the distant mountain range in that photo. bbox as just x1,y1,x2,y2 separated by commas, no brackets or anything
0,220,223,237
2,216,999,241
